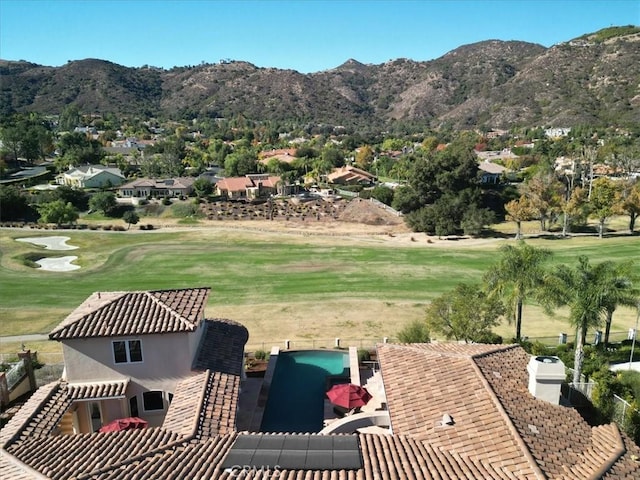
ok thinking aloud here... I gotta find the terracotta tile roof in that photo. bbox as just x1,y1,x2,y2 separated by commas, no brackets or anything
1,382,72,448
473,346,640,479
7,427,182,479
49,288,210,340
162,370,239,438
192,318,249,375
377,343,540,479
65,380,129,400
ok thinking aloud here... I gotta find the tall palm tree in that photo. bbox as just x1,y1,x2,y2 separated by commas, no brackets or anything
544,256,632,384
484,241,552,341
601,262,639,348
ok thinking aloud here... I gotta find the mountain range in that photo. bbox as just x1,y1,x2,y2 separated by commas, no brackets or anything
1,26,639,130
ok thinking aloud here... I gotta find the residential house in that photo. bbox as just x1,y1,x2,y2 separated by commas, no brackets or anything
2,294,640,479
55,165,126,189
327,166,376,186
118,177,195,199
215,174,281,200
478,160,507,184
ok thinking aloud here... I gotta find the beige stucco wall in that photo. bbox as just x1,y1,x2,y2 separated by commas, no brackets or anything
61,332,195,392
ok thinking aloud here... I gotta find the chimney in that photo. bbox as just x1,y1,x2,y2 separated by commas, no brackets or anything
527,355,565,405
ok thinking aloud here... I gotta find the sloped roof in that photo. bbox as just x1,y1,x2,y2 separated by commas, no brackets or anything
377,343,640,479
66,379,129,400
49,288,210,340
327,166,375,183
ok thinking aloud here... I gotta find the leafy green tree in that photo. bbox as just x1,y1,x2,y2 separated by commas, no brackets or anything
0,186,32,221
396,319,430,343
522,172,565,231
193,178,214,197
89,191,117,216
52,185,89,211
391,186,421,213
589,177,621,238
355,145,374,170
37,200,78,225
224,150,257,177
369,185,394,206
618,180,640,233
505,196,535,240
122,210,139,230
425,283,505,343
484,241,552,341
560,186,589,237
56,132,105,168
460,205,496,237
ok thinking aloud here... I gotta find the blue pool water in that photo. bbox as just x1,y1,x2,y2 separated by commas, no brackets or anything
260,350,350,433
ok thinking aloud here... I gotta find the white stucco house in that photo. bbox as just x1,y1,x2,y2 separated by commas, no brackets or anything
56,165,126,189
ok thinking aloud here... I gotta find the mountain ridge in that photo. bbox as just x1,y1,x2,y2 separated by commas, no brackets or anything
1,26,639,129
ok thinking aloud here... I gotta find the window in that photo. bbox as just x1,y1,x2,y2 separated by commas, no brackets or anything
112,340,143,364
129,396,139,417
143,391,164,411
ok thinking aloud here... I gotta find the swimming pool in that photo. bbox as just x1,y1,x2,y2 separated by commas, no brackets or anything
260,350,350,433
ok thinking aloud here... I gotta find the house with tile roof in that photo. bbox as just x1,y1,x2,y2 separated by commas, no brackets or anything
327,165,376,186
117,177,195,199
215,174,281,200
2,290,640,479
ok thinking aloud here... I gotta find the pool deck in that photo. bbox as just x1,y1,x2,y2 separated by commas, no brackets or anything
238,346,388,434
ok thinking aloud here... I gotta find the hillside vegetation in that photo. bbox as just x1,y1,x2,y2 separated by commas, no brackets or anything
1,26,639,129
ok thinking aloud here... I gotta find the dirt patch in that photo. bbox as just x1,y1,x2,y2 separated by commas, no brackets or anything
337,198,404,226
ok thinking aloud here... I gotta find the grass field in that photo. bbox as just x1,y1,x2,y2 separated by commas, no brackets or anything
1,221,638,355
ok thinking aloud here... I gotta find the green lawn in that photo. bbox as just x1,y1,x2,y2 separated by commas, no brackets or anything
1,227,638,352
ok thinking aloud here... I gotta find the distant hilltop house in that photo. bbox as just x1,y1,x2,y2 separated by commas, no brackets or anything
327,165,376,186
55,165,126,189
215,174,281,200
118,177,195,199
545,127,572,138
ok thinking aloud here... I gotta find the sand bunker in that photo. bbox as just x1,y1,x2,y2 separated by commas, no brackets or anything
16,236,79,250
35,256,80,272
16,236,80,272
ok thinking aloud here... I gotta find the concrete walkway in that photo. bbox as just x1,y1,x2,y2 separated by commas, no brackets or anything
0,334,49,343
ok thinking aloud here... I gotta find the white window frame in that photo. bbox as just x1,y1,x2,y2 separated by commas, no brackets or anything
112,339,143,364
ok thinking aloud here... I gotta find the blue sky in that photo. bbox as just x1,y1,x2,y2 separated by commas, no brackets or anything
1,0,638,73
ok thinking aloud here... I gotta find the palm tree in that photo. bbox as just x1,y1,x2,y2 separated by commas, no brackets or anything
544,256,631,384
601,262,639,348
484,241,552,341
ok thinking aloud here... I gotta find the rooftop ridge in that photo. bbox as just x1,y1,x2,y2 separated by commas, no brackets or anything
469,357,546,479
191,370,211,438
584,423,626,480
49,292,127,339
145,291,196,331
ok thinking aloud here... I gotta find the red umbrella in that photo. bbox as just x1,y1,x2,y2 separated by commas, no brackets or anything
326,383,372,409
99,417,148,433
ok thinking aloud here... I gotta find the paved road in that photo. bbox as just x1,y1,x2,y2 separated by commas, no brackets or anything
0,333,49,343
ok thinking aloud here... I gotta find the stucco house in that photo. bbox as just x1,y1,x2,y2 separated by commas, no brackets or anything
327,166,376,186
215,174,281,200
56,165,126,189
1,290,639,479
478,160,507,184
118,177,195,199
